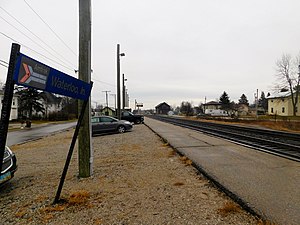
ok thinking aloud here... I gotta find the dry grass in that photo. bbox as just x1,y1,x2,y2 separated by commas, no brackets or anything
217,201,241,217
40,205,66,213
67,190,90,205
179,156,193,166
168,150,177,157
173,182,185,186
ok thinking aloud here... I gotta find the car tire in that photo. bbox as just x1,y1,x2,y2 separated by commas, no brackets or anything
135,119,141,124
117,125,126,133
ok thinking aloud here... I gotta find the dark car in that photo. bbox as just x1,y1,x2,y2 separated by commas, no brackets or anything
121,111,144,124
1,146,17,186
92,116,133,135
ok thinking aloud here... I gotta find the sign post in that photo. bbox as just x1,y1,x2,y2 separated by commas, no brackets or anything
0,43,20,173
1,43,93,203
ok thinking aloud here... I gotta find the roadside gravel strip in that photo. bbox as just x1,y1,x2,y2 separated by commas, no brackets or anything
0,124,260,224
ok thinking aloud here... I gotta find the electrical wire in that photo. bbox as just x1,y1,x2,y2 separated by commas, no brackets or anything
0,31,75,72
23,0,77,57
0,15,76,70
92,78,116,87
0,62,8,68
0,6,77,69
0,59,8,65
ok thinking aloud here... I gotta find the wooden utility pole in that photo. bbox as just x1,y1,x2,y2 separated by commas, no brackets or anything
117,44,121,119
117,44,125,119
78,0,92,177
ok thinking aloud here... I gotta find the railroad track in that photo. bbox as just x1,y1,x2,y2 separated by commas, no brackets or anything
149,115,300,162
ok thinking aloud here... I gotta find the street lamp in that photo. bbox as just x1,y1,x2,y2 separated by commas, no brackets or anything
122,73,128,111
117,44,125,119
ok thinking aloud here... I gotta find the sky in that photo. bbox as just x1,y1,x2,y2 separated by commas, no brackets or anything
1,0,300,110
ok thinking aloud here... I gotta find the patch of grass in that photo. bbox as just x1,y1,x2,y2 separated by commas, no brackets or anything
217,201,241,217
168,150,176,157
40,205,66,213
67,190,90,205
179,156,193,166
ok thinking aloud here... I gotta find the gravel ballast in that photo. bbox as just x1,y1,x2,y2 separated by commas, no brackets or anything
0,124,260,224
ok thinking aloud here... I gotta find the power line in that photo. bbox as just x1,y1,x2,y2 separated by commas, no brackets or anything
0,14,76,70
23,0,77,57
92,78,116,87
0,6,77,69
0,62,8,68
0,59,8,65
0,32,75,72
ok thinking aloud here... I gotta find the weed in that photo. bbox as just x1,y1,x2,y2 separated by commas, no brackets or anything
67,190,90,205
217,201,241,217
168,150,176,157
179,156,193,166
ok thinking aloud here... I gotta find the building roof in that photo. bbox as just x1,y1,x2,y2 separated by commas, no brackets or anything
39,91,62,104
267,91,291,99
155,102,170,108
203,101,221,105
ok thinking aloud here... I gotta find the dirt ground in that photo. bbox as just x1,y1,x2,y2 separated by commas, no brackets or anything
0,124,262,224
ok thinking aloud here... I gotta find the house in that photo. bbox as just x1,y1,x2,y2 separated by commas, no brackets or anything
202,101,221,111
0,90,19,121
155,102,171,115
237,104,249,116
38,92,62,118
267,91,300,116
100,107,115,116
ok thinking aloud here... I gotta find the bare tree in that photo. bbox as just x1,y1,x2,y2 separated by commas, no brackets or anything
275,54,300,116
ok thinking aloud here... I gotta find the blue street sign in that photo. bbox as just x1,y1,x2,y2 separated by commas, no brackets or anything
13,53,92,100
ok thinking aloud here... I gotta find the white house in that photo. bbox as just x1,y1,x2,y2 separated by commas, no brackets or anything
0,91,19,121
267,91,300,116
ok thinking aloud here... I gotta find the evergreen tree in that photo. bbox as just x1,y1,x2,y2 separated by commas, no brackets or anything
17,87,45,127
219,91,230,110
238,94,249,106
258,91,268,112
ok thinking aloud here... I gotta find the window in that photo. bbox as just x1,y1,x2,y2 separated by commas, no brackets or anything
100,117,117,122
91,117,99,123
282,107,285,113
271,108,274,113
123,112,130,116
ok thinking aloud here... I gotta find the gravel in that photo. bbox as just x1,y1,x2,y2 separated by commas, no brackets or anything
0,124,259,224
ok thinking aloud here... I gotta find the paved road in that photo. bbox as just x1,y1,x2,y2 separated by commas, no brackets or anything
6,122,76,146
145,117,300,225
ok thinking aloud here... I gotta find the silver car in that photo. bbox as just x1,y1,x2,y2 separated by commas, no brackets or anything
91,116,132,135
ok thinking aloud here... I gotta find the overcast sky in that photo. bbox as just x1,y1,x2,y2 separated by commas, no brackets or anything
1,0,300,109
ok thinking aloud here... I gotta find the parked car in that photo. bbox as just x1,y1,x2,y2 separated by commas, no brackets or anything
120,111,144,124
91,116,133,135
1,146,17,186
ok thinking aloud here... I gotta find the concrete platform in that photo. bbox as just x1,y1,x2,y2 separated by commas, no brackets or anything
145,117,300,225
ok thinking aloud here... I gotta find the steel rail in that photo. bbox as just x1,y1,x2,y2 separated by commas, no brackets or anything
149,116,300,162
